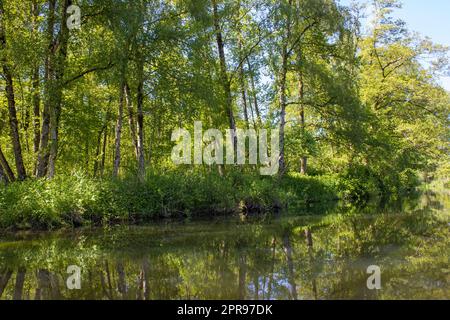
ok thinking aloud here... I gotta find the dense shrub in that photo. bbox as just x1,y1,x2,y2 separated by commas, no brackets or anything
0,174,119,229
0,167,419,230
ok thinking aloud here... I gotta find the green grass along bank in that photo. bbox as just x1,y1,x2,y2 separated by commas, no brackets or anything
0,169,421,230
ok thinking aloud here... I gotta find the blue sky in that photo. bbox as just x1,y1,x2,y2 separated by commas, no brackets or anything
340,0,450,90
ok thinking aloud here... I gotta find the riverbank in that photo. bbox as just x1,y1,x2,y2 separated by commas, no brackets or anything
0,170,415,230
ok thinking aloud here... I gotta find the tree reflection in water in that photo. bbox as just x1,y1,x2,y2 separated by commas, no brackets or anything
0,193,448,300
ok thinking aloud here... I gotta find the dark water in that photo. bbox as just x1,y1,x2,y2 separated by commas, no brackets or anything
0,193,448,300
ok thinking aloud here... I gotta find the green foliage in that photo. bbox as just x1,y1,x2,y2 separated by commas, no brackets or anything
0,170,379,230
0,173,114,229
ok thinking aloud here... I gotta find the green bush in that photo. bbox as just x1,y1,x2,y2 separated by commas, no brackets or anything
0,167,416,230
0,173,118,229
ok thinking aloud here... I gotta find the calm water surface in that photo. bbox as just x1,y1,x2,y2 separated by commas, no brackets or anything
0,193,448,300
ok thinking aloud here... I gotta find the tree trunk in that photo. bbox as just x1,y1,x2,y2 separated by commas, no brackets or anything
246,57,262,127
212,0,236,150
100,118,108,177
94,119,107,177
36,103,50,177
47,0,71,179
305,228,313,247
238,35,249,129
93,125,105,177
239,63,249,129
113,81,126,177
278,0,292,176
0,3,27,181
32,0,41,155
4,71,27,181
0,146,15,182
125,83,139,159
32,66,41,154
299,71,307,175
0,162,7,184
36,0,56,178
279,53,288,174
300,156,307,175
47,85,59,179
136,59,145,179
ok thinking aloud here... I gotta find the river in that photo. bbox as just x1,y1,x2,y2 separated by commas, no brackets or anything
0,192,448,300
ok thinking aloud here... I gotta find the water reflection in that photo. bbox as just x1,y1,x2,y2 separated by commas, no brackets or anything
0,193,448,300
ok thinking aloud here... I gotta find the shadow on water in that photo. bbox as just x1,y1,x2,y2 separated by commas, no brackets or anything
0,193,448,300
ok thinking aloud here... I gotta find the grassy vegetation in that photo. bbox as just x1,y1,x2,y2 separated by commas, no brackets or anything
0,168,423,230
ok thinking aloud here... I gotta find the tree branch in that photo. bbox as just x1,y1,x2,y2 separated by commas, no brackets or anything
63,61,114,86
